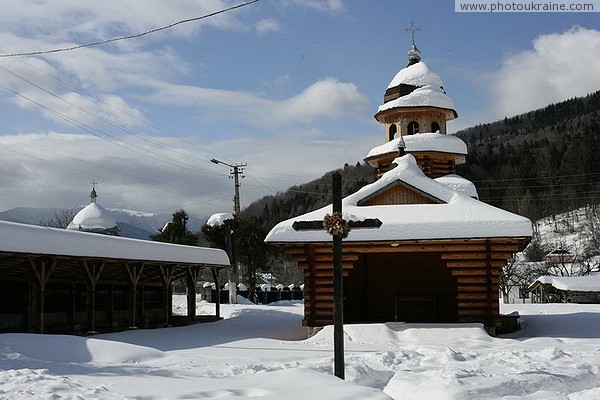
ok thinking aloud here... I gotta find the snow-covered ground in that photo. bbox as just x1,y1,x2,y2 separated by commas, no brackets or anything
2,298,600,399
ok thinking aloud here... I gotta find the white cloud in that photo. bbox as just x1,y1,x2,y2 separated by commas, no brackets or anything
145,78,369,127
287,0,345,13
256,19,281,34
0,133,229,214
13,90,145,129
488,27,600,118
0,1,239,44
272,78,368,124
0,131,379,215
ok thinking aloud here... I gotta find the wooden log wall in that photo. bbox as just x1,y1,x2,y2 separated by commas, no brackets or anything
283,238,527,329
412,153,456,178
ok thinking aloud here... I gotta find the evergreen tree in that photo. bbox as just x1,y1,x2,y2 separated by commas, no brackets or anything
151,209,199,245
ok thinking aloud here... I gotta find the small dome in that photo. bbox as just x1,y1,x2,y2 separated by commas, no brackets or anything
435,174,479,199
67,203,120,235
378,60,457,120
387,62,444,90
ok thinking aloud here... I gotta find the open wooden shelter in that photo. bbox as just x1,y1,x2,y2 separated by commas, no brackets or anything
0,220,229,334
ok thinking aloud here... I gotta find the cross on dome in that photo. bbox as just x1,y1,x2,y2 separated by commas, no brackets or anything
405,21,421,65
405,21,420,44
90,179,98,203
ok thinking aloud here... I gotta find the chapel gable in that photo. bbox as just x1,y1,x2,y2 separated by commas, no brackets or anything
357,180,444,206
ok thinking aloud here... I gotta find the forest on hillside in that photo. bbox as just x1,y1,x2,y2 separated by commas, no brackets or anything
241,90,600,231
456,90,600,223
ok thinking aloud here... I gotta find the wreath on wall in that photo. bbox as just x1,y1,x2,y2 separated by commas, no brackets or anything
323,212,350,239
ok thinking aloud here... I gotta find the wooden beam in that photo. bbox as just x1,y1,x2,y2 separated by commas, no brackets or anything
441,252,515,260
124,263,145,329
446,260,506,268
159,265,176,326
82,260,105,333
27,257,57,334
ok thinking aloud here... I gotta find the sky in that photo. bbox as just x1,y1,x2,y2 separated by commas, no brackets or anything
0,0,598,216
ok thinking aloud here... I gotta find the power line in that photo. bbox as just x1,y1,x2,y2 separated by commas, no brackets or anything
470,171,600,184
477,180,600,191
0,48,233,164
0,64,216,172
0,0,261,58
0,81,224,176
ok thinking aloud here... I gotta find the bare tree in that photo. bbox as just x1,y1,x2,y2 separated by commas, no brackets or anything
500,259,549,303
39,209,77,229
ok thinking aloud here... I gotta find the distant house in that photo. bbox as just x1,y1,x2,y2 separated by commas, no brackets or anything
529,275,600,304
545,248,575,265
266,42,532,335
0,220,229,334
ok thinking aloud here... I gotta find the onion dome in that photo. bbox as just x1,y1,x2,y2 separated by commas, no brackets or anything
67,188,120,236
375,47,457,122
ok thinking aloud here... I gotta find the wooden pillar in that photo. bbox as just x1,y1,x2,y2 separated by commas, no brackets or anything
68,284,76,329
158,265,175,326
125,263,144,329
108,284,114,330
82,260,105,333
211,267,221,319
28,257,56,334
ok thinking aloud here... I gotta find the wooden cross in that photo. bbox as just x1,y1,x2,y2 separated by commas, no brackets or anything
406,21,420,44
90,179,97,190
292,172,381,380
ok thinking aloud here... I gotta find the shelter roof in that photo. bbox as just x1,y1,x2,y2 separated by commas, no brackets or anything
0,220,229,267
265,155,532,244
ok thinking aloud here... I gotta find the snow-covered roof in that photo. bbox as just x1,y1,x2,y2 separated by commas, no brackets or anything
531,275,600,292
379,61,456,117
387,61,444,89
67,203,119,233
265,155,532,243
365,133,468,159
434,174,478,199
0,220,230,266
378,86,456,114
207,213,234,227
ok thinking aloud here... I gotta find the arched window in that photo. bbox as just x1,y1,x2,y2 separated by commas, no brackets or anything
407,121,419,135
388,124,397,141
431,122,440,133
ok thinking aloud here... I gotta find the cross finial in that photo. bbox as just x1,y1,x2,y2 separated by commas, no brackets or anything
90,179,98,203
405,21,420,45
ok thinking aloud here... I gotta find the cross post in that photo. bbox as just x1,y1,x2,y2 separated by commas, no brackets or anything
292,175,382,380
332,172,344,379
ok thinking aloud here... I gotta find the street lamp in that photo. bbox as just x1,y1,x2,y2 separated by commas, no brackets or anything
211,159,246,214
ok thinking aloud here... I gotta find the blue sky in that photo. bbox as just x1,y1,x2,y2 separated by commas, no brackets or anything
0,0,598,216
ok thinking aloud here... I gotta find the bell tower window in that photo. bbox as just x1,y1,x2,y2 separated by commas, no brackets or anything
431,122,440,133
388,124,397,141
407,121,419,135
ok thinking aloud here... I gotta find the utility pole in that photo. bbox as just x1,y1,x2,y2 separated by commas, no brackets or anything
211,159,246,305
211,159,246,214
